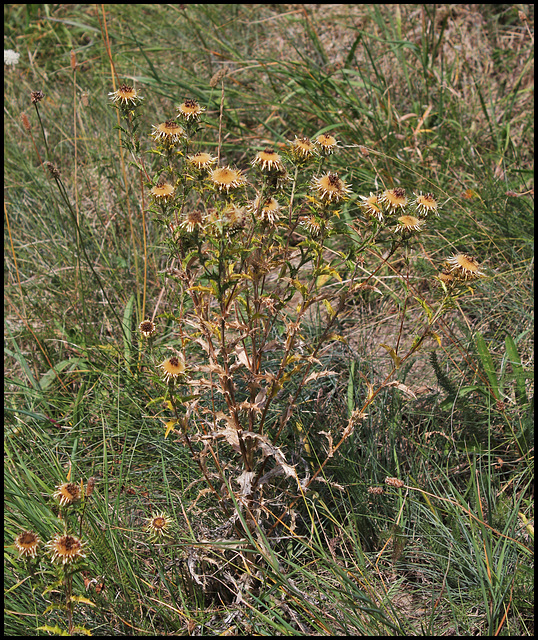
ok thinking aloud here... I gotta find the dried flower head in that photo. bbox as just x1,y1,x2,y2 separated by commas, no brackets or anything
30,90,45,104
289,135,316,161
85,477,97,498
222,204,247,231
15,531,41,559
251,148,285,173
21,112,31,132
314,133,338,155
311,172,352,203
150,181,176,203
380,188,407,212
145,512,174,540
414,192,439,217
385,477,405,488
44,161,61,180
108,84,143,107
180,209,205,233
210,166,246,193
437,271,455,285
139,320,157,338
299,215,322,236
176,98,205,122
54,482,81,507
48,533,87,565
4,49,21,66
367,486,384,496
444,254,485,281
253,196,281,225
359,193,384,221
158,355,186,384
187,151,217,171
395,214,425,235
151,120,185,146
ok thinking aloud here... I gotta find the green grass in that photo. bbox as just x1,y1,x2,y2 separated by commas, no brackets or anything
5,4,533,636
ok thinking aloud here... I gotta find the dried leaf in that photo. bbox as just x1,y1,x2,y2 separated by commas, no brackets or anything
235,470,256,496
383,380,417,399
235,344,251,369
304,370,338,385
380,343,402,368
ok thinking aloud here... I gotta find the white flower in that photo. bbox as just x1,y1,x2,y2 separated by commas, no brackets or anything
4,49,21,66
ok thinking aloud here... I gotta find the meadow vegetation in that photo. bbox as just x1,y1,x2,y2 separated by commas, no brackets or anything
4,4,534,636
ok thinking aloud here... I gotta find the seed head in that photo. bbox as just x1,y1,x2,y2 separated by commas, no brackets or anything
30,90,45,104
385,477,405,488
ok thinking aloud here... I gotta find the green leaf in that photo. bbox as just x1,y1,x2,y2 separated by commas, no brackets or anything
504,334,529,405
39,358,89,391
122,294,135,364
347,361,355,418
475,333,500,400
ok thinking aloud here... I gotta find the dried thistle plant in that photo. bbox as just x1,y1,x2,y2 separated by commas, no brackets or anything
124,87,487,544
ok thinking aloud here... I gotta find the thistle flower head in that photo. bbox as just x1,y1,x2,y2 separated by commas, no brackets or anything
314,133,338,155
108,84,143,107
150,181,176,203
252,196,281,225
145,512,174,540
289,135,316,162
359,193,384,221
380,187,407,212
176,98,205,122
15,531,41,559
180,209,205,233
444,254,485,281
394,214,425,235
187,151,217,172
311,172,352,203
54,482,81,507
47,533,87,565
158,355,186,384
414,192,439,217
139,320,157,338
251,148,285,173
151,120,185,146
299,215,322,236
210,166,246,193
222,203,247,231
